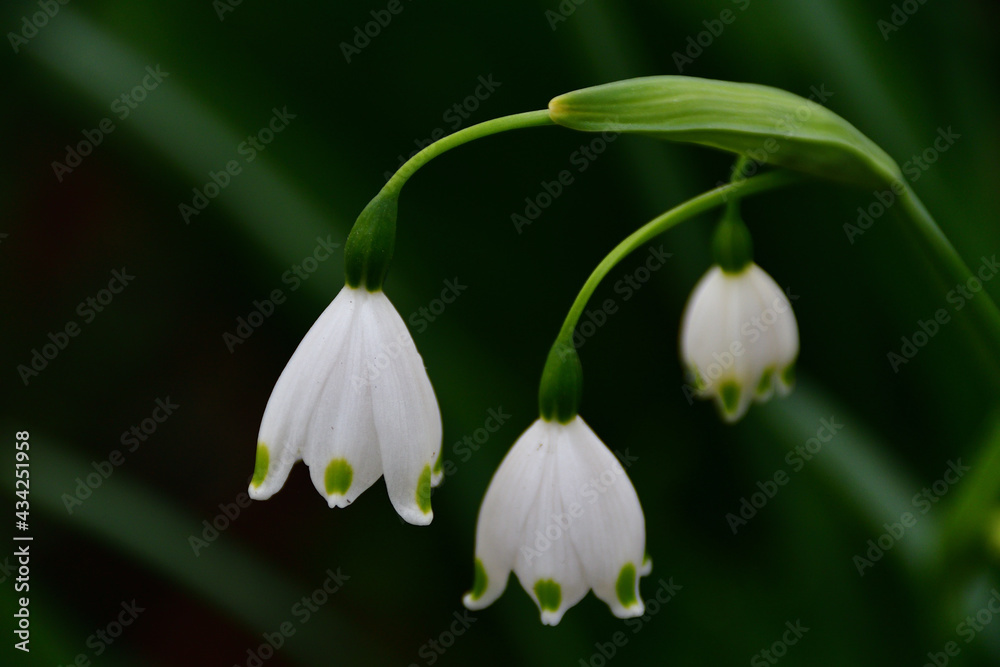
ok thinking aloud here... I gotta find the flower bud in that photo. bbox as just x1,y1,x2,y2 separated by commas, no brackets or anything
548,76,901,188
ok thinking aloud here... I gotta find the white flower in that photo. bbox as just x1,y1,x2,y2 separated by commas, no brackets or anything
463,416,650,625
248,285,443,525
680,262,798,422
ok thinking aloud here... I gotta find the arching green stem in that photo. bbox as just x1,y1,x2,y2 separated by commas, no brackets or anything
553,169,807,347
898,185,1000,378
382,110,554,197
347,110,553,289
536,168,807,419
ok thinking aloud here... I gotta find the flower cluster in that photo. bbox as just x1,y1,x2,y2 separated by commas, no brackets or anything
248,111,799,625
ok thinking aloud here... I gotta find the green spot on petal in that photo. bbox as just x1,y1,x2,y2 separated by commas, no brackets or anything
469,559,488,600
416,464,432,514
534,579,562,612
324,458,353,496
720,382,741,415
251,444,269,488
616,563,638,607
756,369,774,396
781,363,796,387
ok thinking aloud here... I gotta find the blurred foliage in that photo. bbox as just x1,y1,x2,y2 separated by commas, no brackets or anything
2,0,1000,665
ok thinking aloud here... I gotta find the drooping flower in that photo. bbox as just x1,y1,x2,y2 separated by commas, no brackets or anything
463,416,650,625
248,284,443,525
680,261,798,422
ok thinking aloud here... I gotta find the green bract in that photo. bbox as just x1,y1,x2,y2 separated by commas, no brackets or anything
538,342,584,423
548,76,901,188
345,192,398,291
712,206,754,274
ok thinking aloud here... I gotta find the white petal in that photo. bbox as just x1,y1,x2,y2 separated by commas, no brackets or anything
560,418,648,619
680,266,726,384
748,265,799,394
250,286,358,500
365,291,443,526
464,420,549,612
299,291,384,508
512,420,589,626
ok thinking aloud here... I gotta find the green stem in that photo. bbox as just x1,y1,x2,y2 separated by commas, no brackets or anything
381,110,554,196
898,186,1000,378
553,169,808,346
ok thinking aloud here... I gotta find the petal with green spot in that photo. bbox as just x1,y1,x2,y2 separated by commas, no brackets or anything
324,458,353,496
534,579,562,612
251,444,269,488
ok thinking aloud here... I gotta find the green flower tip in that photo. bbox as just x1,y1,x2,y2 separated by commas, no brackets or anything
416,464,432,514
538,341,583,423
251,444,270,488
781,363,796,387
756,368,774,396
534,579,562,612
345,192,398,291
720,382,741,417
324,458,354,495
469,559,488,600
616,563,638,607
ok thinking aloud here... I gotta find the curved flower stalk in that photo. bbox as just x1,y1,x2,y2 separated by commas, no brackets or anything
680,262,798,422
463,414,650,625
248,284,443,525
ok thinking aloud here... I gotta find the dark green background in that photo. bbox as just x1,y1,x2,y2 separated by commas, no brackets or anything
3,0,1000,665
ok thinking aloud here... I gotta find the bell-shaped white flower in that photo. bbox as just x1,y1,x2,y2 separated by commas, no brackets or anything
463,416,651,625
680,262,798,422
248,284,443,525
